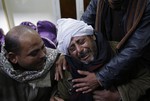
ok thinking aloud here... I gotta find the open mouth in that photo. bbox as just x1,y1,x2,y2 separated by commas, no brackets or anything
80,54,90,61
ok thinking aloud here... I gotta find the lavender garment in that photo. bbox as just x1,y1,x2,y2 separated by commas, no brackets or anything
20,21,57,49
37,20,57,49
20,21,37,30
0,29,4,52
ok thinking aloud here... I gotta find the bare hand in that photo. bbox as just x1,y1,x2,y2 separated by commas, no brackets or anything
50,96,64,101
72,70,100,93
55,55,68,81
93,89,121,101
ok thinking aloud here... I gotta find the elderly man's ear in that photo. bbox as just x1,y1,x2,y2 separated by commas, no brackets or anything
7,52,18,64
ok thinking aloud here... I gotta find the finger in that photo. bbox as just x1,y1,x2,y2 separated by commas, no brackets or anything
93,93,104,101
93,95,99,100
75,86,90,92
54,71,59,81
54,96,64,101
55,62,63,80
77,70,90,76
62,59,67,70
58,55,67,70
93,90,103,95
72,77,86,83
58,65,63,79
83,88,92,93
50,97,55,101
93,95,102,101
73,82,87,88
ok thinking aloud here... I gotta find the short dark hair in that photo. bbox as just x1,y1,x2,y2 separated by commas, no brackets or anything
4,25,38,54
4,33,21,54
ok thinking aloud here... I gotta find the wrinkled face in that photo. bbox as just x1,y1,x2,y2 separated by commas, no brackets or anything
16,33,47,71
68,35,97,64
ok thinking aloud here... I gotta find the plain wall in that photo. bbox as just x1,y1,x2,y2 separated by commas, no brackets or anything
0,0,61,34
0,0,85,34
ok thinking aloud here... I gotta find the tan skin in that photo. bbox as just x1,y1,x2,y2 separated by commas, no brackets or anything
55,35,97,80
6,26,64,101
93,89,121,101
50,96,64,101
8,26,47,71
55,36,100,92
55,35,120,101
68,35,97,64
67,35,100,93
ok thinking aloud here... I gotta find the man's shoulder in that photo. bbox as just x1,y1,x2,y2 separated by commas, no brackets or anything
46,48,59,58
0,70,15,85
146,0,150,6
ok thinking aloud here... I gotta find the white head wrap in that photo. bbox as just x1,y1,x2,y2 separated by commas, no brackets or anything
57,18,94,55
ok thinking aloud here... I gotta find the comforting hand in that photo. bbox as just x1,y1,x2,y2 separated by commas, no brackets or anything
55,55,68,81
50,96,64,101
93,89,121,101
72,70,100,93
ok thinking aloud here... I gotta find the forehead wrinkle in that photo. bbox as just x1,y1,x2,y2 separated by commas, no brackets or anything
70,36,86,43
19,33,42,54
28,41,44,54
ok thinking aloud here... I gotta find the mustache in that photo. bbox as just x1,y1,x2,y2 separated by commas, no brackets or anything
78,50,90,59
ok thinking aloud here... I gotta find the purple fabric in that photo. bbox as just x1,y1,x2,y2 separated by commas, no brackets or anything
20,21,57,49
20,21,37,30
0,28,4,52
37,20,57,49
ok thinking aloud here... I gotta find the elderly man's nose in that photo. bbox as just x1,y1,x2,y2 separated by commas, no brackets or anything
76,45,83,52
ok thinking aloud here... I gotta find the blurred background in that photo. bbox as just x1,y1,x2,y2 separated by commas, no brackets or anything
0,0,90,34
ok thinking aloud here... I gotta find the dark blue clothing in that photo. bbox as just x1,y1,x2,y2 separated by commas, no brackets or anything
81,0,150,89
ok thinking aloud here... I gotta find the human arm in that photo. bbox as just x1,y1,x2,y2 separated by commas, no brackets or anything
73,0,150,91
55,55,68,81
80,0,97,28
72,70,100,93
96,1,150,88
117,67,150,101
93,68,150,101
53,70,72,101
93,89,121,101
50,96,64,101
72,64,150,101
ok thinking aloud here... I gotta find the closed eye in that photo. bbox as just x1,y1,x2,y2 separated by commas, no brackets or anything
29,50,39,57
28,44,45,57
68,45,75,52
77,38,85,45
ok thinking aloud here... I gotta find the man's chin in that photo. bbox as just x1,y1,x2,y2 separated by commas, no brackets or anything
81,59,92,64
39,63,46,70
35,62,46,71
81,56,94,64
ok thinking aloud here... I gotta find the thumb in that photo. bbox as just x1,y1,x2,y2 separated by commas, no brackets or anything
54,96,64,101
77,70,90,76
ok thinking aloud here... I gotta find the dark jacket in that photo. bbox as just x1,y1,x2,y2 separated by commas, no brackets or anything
0,71,55,101
56,41,150,101
81,0,150,89
0,48,58,101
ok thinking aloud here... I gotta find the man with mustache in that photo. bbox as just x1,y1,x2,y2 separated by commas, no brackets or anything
55,18,150,101
55,0,150,100
0,25,59,101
